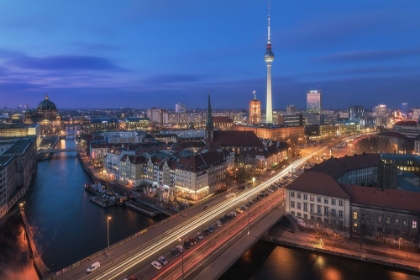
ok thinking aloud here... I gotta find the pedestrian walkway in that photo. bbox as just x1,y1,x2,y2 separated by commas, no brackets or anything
264,217,420,274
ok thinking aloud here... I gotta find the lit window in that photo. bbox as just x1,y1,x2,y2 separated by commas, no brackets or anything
353,212,358,219
412,221,417,229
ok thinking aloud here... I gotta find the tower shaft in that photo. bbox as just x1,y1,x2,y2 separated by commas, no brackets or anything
266,63,272,123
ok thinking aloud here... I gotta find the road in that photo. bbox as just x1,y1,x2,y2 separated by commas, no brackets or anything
56,145,325,280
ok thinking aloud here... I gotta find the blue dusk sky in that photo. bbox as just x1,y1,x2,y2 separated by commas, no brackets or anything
0,0,419,110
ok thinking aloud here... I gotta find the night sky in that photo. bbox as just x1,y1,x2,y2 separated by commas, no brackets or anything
1,1,419,110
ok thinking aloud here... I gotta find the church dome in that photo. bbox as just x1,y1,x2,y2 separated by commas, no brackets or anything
37,94,57,111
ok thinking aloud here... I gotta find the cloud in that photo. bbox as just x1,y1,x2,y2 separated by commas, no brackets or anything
6,54,125,71
319,49,420,63
0,82,44,91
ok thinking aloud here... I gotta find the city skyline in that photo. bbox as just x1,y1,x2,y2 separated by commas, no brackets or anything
1,1,420,109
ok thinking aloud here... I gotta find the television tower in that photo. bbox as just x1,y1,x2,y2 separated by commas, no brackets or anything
264,2,275,124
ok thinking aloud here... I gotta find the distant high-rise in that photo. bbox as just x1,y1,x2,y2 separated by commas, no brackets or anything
349,106,364,121
306,90,322,114
264,2,275,124
401,103,408,117
306,90,322,125
175,103,186,113
286,105,297,114
249,90,261,125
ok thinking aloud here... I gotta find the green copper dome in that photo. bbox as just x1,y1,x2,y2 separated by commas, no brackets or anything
37,94,57,111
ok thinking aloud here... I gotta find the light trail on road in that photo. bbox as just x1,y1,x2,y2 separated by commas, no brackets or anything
84,146,328,280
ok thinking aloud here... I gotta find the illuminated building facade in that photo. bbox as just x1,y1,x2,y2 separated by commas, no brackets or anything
307,90,322,114
249,91,261,125
349,106,364,121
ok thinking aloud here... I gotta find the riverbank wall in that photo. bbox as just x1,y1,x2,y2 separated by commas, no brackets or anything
262,230,420,274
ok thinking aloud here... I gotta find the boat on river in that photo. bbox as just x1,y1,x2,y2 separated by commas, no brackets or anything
89,196,115,208
125,200,160,217
84,182,104,195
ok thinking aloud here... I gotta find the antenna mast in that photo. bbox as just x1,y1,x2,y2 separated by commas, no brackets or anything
253,90,257,100
267,2,271,44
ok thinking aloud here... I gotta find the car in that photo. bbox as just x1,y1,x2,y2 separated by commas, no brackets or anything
151,261,162,270
217,221,222,227
158,256,168,265
189,237,196,245
184,241,190,249
208,225,214,233
171,248,180,257
197,232,204,239
236,208,243,213
177,245,184,253
202,229,209,235
240,206,247,211
86,261,100,273
230,211,237,217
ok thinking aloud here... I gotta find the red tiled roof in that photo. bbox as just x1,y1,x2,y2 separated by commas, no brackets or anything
177,150,225,173
341,185,420,213
394,120,418,127
310,153,380,179
379,131,407,138
213,116,233,123
213,131,262,147
286,171,351,199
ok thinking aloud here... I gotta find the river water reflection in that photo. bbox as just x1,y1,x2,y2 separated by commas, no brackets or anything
23,135,164,271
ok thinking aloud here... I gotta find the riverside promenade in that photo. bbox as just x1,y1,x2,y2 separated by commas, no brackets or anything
263,214,420,274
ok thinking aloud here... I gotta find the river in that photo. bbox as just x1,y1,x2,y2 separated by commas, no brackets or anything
8,132,420,279
23,134,165,271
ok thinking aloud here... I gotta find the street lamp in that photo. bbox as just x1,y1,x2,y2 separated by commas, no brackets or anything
178,237,184,279
107,216,111,257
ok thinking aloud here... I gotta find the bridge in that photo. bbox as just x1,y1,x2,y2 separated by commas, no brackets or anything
46,147,327,280
37,148,78,154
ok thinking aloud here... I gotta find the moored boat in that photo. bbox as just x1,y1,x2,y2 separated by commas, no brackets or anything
125,200,160,217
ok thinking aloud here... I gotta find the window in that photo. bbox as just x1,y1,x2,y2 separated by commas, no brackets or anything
386,217,391,225
353,211,358,220
377,227,382,232
339,200,343,206
331,209,336,217
291,211,295,215
324,198,328,204
304,214,308,219
317,217,322,221
331,199,336,205
403,220,408,228
291,192,295,198
317,205,321,214
303,203,308,212
317,196,321,203
303,194,308,200
310,195,314,201
324,218,329,223
297,202,301,210
297,212,301,217
297,193,301,199
339,210,343,218
377,216,382,224
311,215,314,220
310,204,314,213
324,207,329,216
353,222,358,228
412,221,417,229
291,201,295,208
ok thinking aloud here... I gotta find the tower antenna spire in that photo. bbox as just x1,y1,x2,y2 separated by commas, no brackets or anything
267,2,271,44
253,90,257,100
